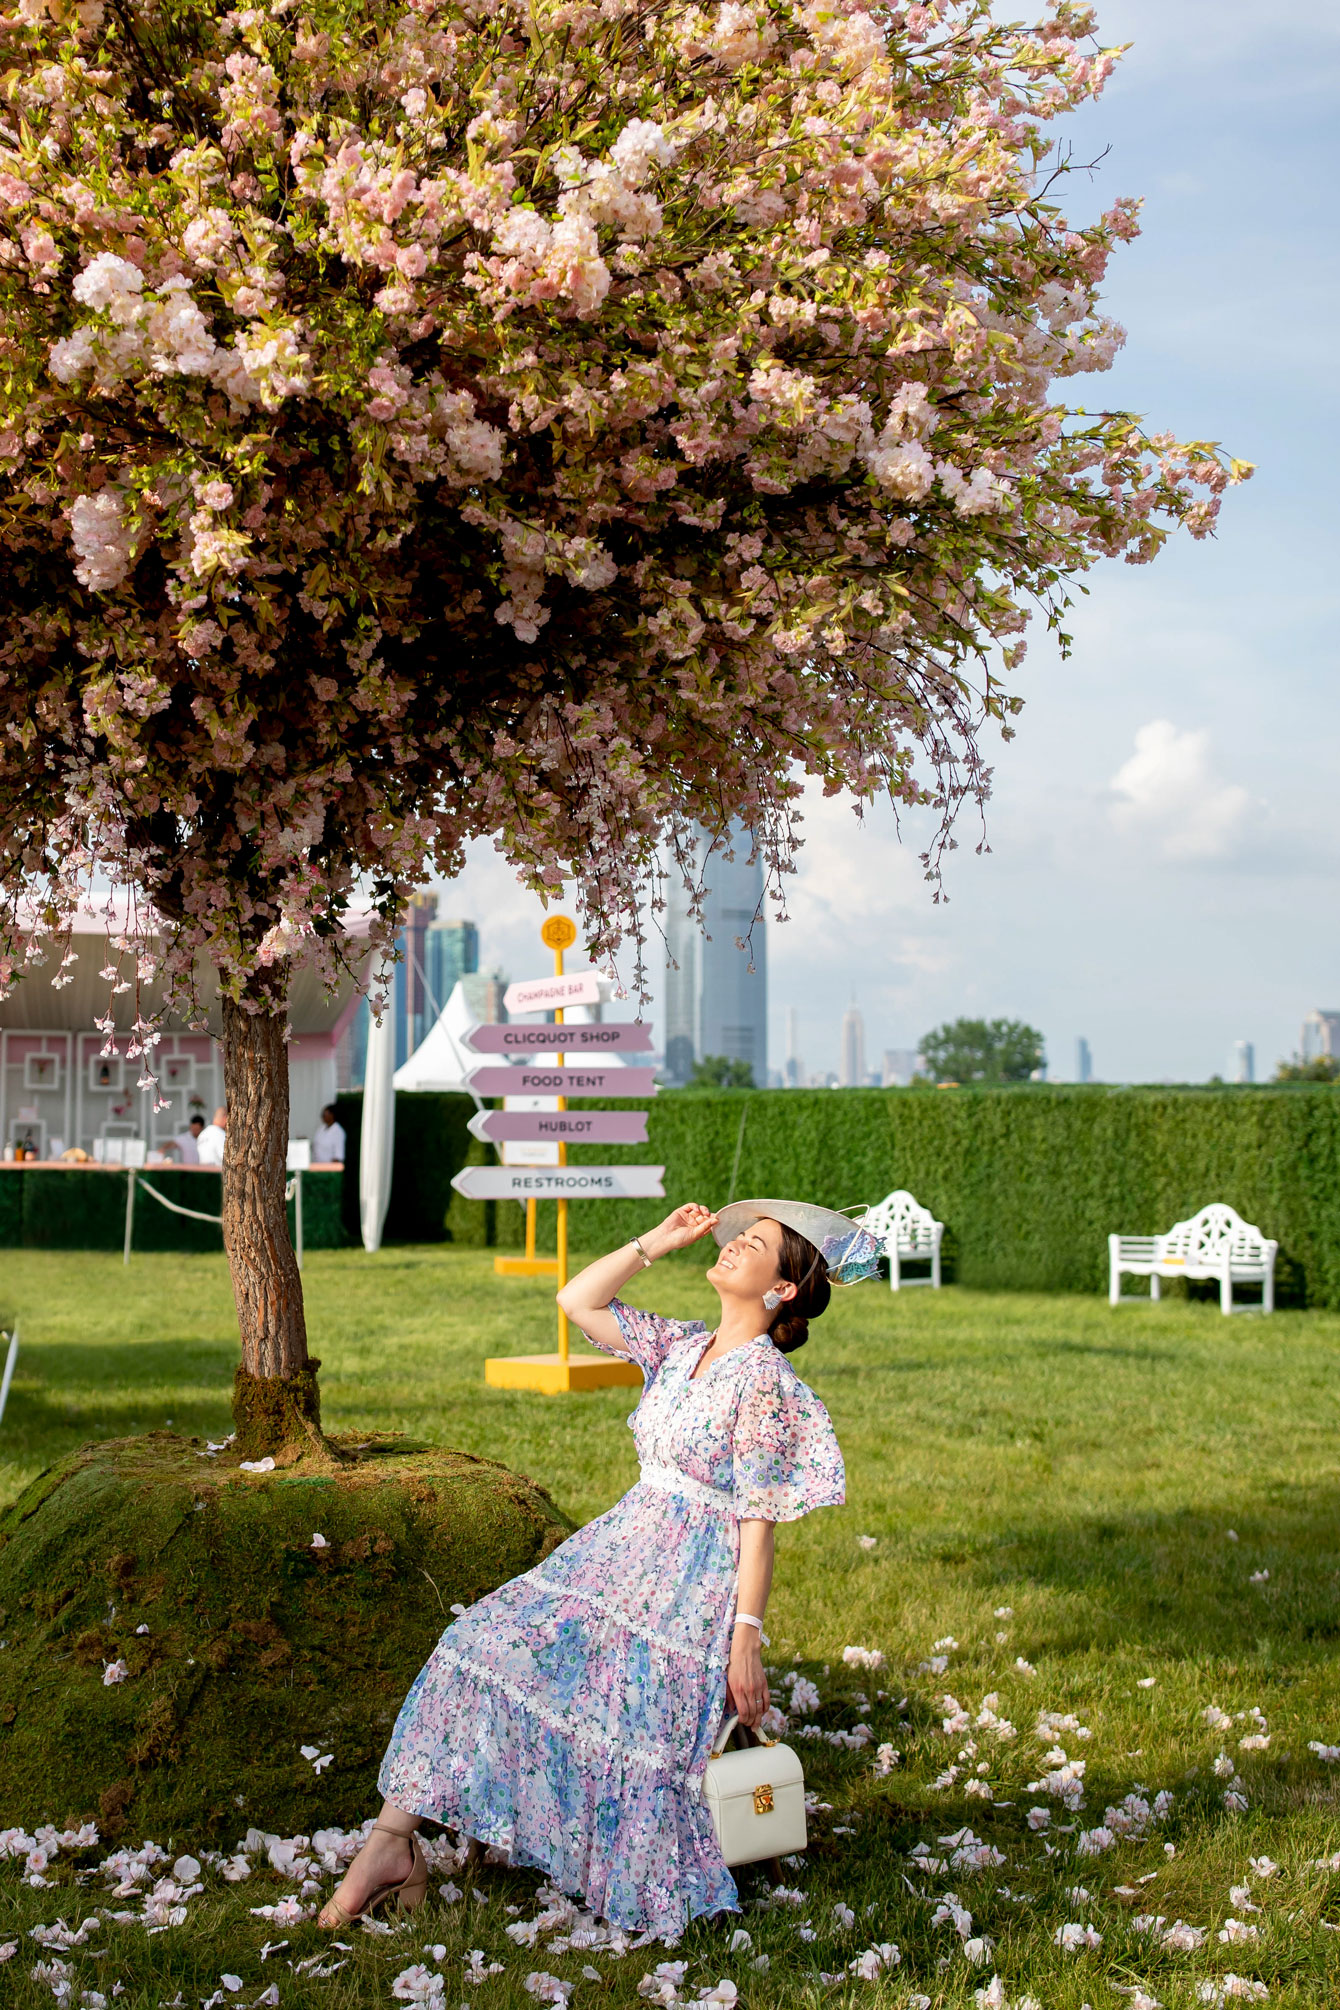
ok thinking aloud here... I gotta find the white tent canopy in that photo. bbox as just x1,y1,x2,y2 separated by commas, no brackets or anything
392,979,483,1096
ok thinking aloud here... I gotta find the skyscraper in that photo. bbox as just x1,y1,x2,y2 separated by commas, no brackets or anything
460,969,508,1025
393,890,439,1066
1301,1011,1340,1061
663,826,767,1085
840,1003,865,1087
663,878,699,1087
1233,1040,1255,1085
784,1006,802,1089
427,917,479,1019
338,892,493,1086
1076,1036,1093,1084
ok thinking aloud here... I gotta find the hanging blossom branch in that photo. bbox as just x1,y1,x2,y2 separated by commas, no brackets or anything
0,0,1248,1031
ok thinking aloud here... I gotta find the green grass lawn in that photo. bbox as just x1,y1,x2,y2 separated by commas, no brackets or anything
3,1245,1340,2008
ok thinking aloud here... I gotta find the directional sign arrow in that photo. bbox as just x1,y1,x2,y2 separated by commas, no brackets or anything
451,1165,666,1201
469,1109,649,1145
463,1022,653,1056
465,1065,658,1099
503,972,604,1015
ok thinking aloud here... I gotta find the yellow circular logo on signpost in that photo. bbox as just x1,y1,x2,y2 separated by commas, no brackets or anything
540,914,578,951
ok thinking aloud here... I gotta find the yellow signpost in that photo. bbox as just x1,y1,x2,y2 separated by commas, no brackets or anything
492,1202,555,1277
483,915,643,1395
491,914,578,1280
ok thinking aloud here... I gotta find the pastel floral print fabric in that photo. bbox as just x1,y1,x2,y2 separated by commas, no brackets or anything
378,1302,844,1935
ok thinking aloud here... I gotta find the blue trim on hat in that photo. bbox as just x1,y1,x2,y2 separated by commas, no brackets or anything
820,1222,882,1286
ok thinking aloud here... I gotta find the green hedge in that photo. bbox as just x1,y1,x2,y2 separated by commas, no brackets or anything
28,1087,1324,1303
446,1084,1340,1309
334,1091,476,1246
0,1166,345,1254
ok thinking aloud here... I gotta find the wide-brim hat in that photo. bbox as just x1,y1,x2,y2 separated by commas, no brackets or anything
711,1198,882,1287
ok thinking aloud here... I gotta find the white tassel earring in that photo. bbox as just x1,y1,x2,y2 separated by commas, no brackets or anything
762,1289,783,1310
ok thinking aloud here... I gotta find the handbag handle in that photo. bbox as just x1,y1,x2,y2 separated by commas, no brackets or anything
710,1712,776,1758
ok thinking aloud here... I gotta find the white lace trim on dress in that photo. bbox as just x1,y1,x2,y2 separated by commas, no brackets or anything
419,1644,683,1775
637,1463,736,1514
520,1564,729,1665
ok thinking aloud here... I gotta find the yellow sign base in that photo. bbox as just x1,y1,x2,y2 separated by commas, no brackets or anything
484,1352,644,1394
493,1255,561,1277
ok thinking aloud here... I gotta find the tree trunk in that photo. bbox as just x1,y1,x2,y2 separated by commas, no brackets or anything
222,981,325,1459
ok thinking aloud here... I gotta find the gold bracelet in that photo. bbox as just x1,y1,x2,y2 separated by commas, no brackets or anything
630,1235,653,1268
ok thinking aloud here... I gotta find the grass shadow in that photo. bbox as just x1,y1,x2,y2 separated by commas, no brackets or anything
812,1359,937,1377
976,1482,1340,1658
0,1337,237,1385
0,1337,238,1478
1047,1339,1182,1363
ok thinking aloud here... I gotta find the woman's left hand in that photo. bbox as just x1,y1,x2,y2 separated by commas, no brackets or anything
725,1630,769,1729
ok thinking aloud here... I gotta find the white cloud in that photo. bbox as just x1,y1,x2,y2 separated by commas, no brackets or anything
1108,720,1254,860
777,785,927,940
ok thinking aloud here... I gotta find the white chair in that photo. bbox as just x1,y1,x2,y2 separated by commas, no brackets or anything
1108,1203,1277,1316
863,1189,944,1291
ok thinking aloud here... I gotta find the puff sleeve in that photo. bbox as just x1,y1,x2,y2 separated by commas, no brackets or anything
731,1354,846,1522
594,1299,707,1379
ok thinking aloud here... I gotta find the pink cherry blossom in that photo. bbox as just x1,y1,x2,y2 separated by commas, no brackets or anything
0,0,1244,1085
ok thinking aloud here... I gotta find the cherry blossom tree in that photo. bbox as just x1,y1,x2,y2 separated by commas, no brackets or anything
0,0,1247,1452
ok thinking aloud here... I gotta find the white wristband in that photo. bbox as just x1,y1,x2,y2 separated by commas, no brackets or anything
733,1612,764,1631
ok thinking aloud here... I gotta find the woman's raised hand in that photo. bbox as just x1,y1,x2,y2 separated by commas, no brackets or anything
647,1203,719,1255
557,1202,719,1343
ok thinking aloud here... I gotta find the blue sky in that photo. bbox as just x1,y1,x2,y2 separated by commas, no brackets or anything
438,0,1340,1083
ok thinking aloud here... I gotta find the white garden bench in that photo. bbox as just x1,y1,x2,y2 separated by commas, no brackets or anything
1108,1203,1277,1315
862,1189,944,1291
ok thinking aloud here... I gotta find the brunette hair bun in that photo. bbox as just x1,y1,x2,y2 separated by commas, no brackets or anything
769,1223,832,1353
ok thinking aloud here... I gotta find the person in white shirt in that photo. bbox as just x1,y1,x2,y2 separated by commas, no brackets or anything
174,1115,204,1165
312,1105,346,1165
196,1107,227,1167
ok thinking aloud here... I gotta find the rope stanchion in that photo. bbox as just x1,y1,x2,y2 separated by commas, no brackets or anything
133,1174,224,1227
123,1172,302,1261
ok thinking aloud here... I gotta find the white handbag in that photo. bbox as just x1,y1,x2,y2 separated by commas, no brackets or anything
701,1714,807,1866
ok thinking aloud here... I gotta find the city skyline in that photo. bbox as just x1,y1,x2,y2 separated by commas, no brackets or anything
419,828,1340,1086
377,874,1336,1095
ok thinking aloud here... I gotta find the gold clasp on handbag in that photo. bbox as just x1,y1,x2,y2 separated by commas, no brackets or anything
752,1783,774,1815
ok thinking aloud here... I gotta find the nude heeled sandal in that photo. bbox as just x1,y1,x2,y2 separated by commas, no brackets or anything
318,1825,429,1928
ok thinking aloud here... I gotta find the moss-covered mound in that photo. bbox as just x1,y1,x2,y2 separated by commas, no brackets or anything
0,1432,573,1840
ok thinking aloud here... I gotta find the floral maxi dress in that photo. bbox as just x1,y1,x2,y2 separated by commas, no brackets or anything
378,1302,845,1938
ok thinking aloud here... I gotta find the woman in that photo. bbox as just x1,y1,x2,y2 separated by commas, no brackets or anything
319,1196,879,1940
